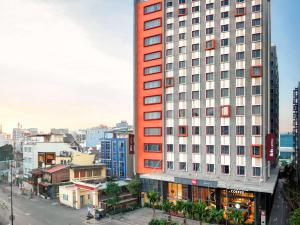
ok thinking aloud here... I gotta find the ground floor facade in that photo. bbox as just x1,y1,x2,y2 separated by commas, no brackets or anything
141,178,275,225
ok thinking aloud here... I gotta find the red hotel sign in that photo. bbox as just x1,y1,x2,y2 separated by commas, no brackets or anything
266,133,276,161
128,134,135,154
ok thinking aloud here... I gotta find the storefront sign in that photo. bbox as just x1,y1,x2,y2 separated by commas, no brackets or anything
266,133,276,161
174,177,218,188
229,189,245,195
191,179,197,185
128,134,134,154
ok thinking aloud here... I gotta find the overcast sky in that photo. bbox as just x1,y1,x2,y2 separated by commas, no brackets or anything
0,0,299,134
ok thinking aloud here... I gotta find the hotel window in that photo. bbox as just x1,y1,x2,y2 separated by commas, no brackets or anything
206,40,215,50
221,24,229,32
236,52,245,61
236,21,245,29
179,60,186,69
144,35,161,46
192,91,200,100
166,49,173,56
206,107,214,116
179,144,187,152
144,95,161,105
221,88,229,98
166,63,173,71
192,126,200,135
178,8,187,16
166,94,173,102
236,106,245,115
253,167,261,176
192,145,200,153
206,3,214,9
252,105,261,115
252,33,261,42
179,46,187,54
166,77,174,87
179,20,186,27
252,145,261,157
207,164,215,173
192,17,200,24
144,128,161,136
207,145,214,154
166,35,173,43
252,18,262,26
166,12,173,18
179,162,187,171
166,1,172,7
144,51,161,61
252,5,261,13
206,27,214,35
144,160,161,168
144,18,161,30
236,7,246,16
206,126,214,135
221,71,229,79
144,3,161,14
192,30,200,37
206,15,214,22
206,89,214,98
179,109,186,118
221,165,230,174
167,144,174,152
192,58,200,66
179,33,186,40
178,126,188,136
237,166,245,175
221,145,230,155
236,36,245,44
192,43,200,52
221,11,229,19
206,56,214,65
144,65,161,75
252,126,261,135
236,87,245,96
193,163,201,172
221,0,229,6
144,111,161,120
221,38,229,47
237,146,245,155
252,85,261,95
252,49,261,59
221,105,230,117
144,144,161,152
236,69,245,78
221,54,229,63
221,126,229,135
192,108,200,117
166,110,173,118
237,0,245,2
206,72,214,81
166,127,173,135
166,23,173,30
179,76,186,84
179,0,186,4
192,74,200,82
236,126,245,135
251,66,262,77
179,92,186,101
167,161,174,170
192,6,199,12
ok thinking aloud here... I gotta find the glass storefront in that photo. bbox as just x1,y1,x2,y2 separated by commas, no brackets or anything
167,182,188,202
192,186,216,207
221,189,255,224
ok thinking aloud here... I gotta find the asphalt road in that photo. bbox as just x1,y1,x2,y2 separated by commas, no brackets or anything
0,186,87,225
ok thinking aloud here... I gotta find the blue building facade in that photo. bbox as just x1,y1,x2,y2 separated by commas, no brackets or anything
86,127,111,147
99,138,127,179
279,133,294,161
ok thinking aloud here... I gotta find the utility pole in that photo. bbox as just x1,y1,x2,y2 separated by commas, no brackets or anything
10,160,14,225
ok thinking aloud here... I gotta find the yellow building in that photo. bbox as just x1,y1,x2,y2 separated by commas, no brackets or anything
56,151,96,166
69,164,106,182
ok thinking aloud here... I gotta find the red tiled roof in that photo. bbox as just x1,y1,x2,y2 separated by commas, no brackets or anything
44,164,68,174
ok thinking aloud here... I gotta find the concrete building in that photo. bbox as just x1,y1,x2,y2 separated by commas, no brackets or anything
50,128,69,135
134,0,278,224
293,82,300,182
279,133,294,164
12,126,38,152
86,126,110,147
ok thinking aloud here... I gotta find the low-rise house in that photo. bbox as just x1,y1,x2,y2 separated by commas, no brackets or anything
69,164,106,182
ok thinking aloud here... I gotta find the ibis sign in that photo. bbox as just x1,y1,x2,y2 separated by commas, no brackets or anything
266,133,276,161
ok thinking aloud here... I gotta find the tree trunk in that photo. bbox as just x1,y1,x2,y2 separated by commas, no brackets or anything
152,207,155,218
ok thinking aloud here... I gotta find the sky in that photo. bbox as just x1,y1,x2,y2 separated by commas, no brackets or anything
0,0,299,134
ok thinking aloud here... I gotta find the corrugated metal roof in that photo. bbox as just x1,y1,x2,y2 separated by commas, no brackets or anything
44,164,68,174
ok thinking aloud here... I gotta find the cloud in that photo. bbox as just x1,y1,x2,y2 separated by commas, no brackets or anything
0,0,133,132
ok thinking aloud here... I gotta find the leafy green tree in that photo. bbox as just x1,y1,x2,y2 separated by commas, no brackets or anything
227,209,244,225
105,182,120,212
193,201,208,225
207,207,224,224
126,177,141,198
146,191,161,219
182,200,193,225
0,145,13,161
289,208,300,225
162,199,174,222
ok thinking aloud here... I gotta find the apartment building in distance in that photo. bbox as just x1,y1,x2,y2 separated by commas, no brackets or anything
134,0,279,224
293,82,300,183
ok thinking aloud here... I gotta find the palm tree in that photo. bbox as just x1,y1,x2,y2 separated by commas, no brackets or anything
207,207,224,224
193,200,208,225
227,209,244,225
162,199,174,222
146,191,161,219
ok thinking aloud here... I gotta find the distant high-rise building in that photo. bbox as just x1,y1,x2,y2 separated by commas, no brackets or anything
293,82,300,182
50,128,69,135
86,126,109,147
134,0,278,224
279,133,294,163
